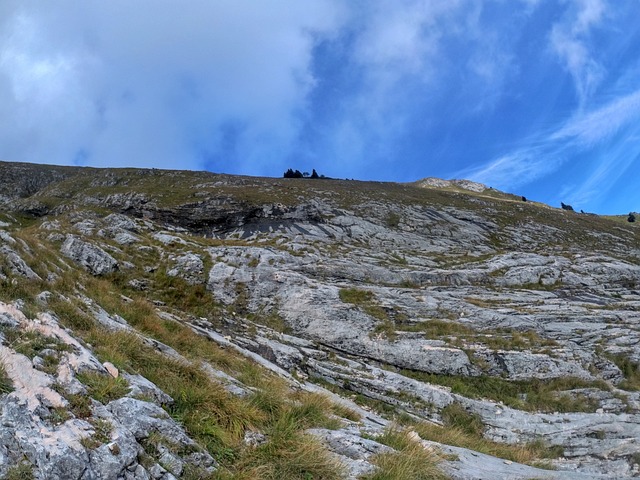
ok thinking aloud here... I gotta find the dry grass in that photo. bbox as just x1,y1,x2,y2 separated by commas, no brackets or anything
413,404,562,467
362,427,448,480
45,270,355,477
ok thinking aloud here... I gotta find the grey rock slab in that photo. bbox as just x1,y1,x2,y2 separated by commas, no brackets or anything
152,233,186,245
103,213,140,232
122,373,174,406
307,428,391,478
61,235,119,275
0,245,41,280
434,441,607,479
166,252,204,285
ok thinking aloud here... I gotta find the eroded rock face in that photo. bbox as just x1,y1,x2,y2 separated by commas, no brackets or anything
61,235,119,275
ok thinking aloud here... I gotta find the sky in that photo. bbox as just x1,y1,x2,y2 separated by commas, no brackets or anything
1,1,639,214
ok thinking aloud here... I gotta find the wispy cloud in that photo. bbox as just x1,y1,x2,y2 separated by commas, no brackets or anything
457,146,566,190
462,85,640,205
551,87,640,146
549,0,608,105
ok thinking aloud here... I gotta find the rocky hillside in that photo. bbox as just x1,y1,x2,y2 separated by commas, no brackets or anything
0,160,639,479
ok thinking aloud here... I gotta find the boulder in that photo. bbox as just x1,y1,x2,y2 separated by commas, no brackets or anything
61,235,119,275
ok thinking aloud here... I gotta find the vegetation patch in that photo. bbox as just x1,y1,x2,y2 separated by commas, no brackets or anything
246,311,290,334
339,288,396,339
49,302,354,477
0,363,13,394
48,407,72,425
76,371,130,404
80,419,113,449
339,288,374,305
151,270,221,320
362,427,447,480
2,461,35,480
401,371,606,413
396,319,473,337
605,353,640,391
0,325,72,359
414,405,562,468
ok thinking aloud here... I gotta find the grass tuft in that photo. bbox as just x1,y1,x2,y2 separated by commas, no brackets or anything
0,363,13,394
2,461,35,480
76,371,130,404
606,353,640,391
362,427,447,480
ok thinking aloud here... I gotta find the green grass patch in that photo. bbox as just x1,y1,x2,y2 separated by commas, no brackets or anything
246,311,290,334
225,415,346,480
2,461,35,480
339,288,374,304
0,325,73,359
606,353,640,391
339,288,394,339
396,319,473,337
80,418,113,449
76,371,130,404
151,270,222,320
400,371,606,413
0,364,13,394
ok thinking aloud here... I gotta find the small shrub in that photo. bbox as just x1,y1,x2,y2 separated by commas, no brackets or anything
385,212,401,228
67,393,93,418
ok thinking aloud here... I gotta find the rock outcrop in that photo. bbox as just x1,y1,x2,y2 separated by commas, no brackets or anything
61,235,119,276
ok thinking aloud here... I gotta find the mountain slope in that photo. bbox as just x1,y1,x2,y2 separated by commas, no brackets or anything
0,160,639,479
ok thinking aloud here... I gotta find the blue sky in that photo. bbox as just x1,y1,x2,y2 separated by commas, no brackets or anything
1,1,639,214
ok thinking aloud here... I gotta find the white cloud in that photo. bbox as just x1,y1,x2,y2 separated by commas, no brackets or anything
0,0,346,170
551,87,640,146
549,0,608,104
564,137,640,206
460,147,565,190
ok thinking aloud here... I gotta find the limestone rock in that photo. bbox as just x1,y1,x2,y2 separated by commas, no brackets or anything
61,235,119,275
167,252,204,285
